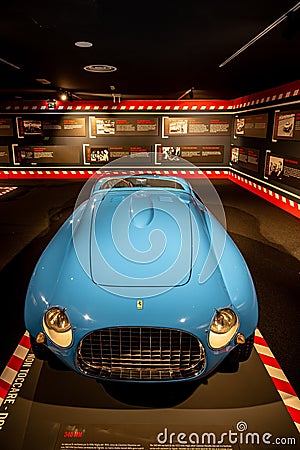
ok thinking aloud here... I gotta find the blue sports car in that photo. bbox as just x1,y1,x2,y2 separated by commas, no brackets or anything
24,174,258,382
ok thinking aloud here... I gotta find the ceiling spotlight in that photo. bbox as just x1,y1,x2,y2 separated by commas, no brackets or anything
59,90,70,101
75,41,93,48
60,92,67,101
36,78,51,85
84,64,117,73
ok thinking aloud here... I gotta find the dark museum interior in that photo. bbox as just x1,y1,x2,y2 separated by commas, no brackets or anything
0,1,299,449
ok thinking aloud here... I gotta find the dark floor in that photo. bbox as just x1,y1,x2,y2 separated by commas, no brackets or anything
0,177,299,398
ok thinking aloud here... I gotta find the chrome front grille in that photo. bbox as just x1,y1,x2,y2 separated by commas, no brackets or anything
76,327,206,380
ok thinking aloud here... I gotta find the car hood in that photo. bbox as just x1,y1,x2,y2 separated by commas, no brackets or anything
89,190,197,287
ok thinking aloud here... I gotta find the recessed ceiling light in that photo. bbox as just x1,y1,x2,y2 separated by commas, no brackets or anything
75,41,93,48
36,78,51,84
84,64,117,73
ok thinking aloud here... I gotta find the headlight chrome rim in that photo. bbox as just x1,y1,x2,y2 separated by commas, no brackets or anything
210,308,237,334
208,308,239,350
44,307,71,333
43,306,73,348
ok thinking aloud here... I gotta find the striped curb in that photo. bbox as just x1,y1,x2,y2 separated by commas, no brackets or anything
0,186,17,196
228,172,300,219
0,169,229,180
0,168,299,218
0,329,299,434
254,328,300,432
0,331,31,407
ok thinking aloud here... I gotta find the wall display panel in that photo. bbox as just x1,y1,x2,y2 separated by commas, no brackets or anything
83,144,151,165
0,146,10,164
230,146,260,173
12,144,81,165
16,116,86,138
0,118,14,136
233,113,268,139
89,116,158,138
264,151,300,190
272,110,300,141
162,116,231,137
156,145,224,164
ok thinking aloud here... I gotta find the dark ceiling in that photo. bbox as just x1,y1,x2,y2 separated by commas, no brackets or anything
0,0,300,102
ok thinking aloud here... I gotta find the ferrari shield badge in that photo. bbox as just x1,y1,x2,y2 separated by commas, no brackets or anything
137,299,143,310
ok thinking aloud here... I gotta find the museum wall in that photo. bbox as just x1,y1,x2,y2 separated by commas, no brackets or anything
230,101,300,197
0,88,299,199
0,112,232,169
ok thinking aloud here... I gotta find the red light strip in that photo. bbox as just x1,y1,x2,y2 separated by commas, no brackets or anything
2,80,299,112
0,169,299,218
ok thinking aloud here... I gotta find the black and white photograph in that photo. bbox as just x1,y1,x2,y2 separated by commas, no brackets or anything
161,146,181,160
277,113,296,138
231,146,239,163
96,119,115,135
268,155,284,179
23,120,42,135
168,119,188,134
90,147,109,162
235,118,245,135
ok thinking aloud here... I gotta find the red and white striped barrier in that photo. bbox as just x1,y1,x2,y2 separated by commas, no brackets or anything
254,328,300,432
0,186,17,196
0,168,229,180
229,172,300,219
0,329,299,433
0,331,31,407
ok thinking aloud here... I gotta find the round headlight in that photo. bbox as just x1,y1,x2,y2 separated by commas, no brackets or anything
210,308,237,334
44,307,71,333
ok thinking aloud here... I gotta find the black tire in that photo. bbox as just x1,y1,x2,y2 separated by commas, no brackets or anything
30,334,50,360
227,332,255,364
30,334,70,371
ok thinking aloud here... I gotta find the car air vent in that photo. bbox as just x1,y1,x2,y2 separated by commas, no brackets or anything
76,327,206,380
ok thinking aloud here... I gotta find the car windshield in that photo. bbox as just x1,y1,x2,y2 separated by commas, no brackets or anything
99,177,185,190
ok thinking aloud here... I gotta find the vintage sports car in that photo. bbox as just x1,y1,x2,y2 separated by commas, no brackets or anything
25,174,258,382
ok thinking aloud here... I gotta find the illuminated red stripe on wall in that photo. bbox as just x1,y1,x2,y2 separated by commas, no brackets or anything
228,172,300,219
2,80,299,111
0,169,299,219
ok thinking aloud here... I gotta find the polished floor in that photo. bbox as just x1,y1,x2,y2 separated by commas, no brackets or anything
0,177,299,398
